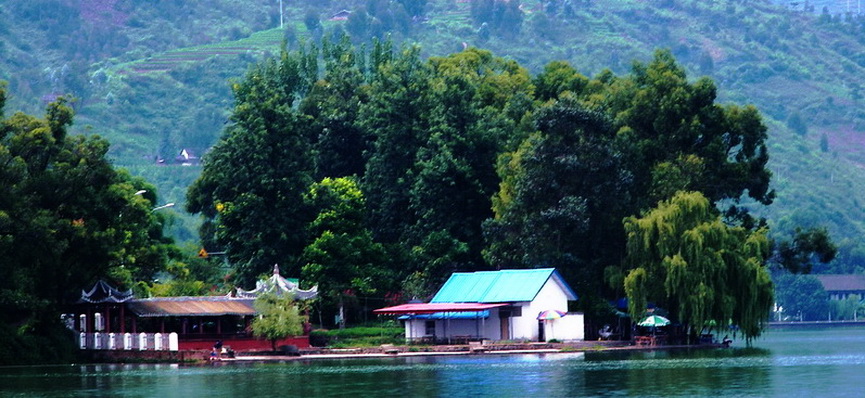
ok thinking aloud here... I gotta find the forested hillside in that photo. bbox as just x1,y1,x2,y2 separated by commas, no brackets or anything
2,0,865,271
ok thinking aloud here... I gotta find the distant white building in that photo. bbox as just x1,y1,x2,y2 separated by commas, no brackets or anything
175,149,200,165
375,268,584,343
329,10,351,21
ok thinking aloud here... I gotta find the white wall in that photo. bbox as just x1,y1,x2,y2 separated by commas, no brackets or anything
543,313,584,342
512,278,570,341
404,319,426,342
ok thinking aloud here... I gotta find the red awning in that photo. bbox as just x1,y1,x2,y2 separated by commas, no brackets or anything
373,303,509,315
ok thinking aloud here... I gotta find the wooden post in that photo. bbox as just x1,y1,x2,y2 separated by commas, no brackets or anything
120,304,126,334
87,307,94,333
104,304,111,333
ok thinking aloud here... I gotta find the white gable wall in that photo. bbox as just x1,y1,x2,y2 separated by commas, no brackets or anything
512,277,570,341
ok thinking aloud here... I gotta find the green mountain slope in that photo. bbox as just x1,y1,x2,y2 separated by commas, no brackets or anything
2,0,865,270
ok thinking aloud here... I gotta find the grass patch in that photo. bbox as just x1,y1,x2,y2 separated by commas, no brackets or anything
310,325,404,348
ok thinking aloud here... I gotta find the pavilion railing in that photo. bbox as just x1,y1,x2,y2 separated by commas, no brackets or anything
79,332,179,351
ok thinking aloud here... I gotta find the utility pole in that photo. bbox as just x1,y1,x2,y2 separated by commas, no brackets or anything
279,0,284,29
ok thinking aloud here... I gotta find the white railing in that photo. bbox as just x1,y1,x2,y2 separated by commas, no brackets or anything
79,332,178,351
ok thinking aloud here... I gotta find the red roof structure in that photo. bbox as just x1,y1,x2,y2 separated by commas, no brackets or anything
373,303,508,315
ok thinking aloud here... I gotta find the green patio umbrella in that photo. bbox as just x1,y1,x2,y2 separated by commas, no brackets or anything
638,315,670,327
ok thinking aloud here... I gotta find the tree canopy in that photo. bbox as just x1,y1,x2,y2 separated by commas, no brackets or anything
301,177,386,328
0,83,175,362
188,41,782,329
772,274,829,322
186,48,317,286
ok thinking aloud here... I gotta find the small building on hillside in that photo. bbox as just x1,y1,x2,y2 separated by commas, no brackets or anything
330,10,351,21
814,274,865,301
375,268,583,343
175,149,200,166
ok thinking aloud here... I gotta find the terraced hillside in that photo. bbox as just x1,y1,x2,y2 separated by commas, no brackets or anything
3,0,865,269
114,29,287,76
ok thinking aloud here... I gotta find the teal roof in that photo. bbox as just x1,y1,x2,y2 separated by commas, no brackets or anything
430,268,577,303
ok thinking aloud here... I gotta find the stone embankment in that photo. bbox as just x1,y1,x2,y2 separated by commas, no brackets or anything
82,340,722,363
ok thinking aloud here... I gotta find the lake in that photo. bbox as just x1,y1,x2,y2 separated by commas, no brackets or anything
2,326,863,397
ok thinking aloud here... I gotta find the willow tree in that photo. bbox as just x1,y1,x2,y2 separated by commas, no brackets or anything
622,191,773,343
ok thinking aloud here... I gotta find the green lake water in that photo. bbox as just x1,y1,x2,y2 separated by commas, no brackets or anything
2,326,863,397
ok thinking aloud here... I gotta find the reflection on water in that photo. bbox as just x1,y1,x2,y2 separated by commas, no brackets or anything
2,327,865,397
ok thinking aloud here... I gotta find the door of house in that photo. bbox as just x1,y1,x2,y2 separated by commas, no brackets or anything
500,316,510,340
538,321,545,342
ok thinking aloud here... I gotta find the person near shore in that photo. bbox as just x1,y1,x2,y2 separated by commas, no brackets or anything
722,335,732,347
211,340,223,360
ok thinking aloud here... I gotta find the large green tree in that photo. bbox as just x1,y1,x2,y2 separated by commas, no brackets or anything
773,274,829,322
771,227,837,274
600,49,774,218
621,191,774,343
0,85,174,363
300,36,370,180
301,177,387,329
186,42,782,329
407,49,533,288
360,44,432,244
484,96,632,296
186,47,317,286
486,51,775,308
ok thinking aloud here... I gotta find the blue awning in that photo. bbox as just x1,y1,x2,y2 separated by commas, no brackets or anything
398,310,490,320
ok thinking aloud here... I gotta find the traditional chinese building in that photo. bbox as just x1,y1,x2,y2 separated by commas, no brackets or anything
71,265,317,351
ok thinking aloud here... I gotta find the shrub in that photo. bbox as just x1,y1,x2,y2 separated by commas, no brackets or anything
309,326,404,347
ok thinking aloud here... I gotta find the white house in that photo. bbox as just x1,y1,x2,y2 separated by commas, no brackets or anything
375,268,583,343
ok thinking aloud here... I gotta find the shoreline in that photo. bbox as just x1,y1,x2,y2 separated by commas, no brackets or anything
211,341,726,363
768,320,865,328
77,340,732,364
